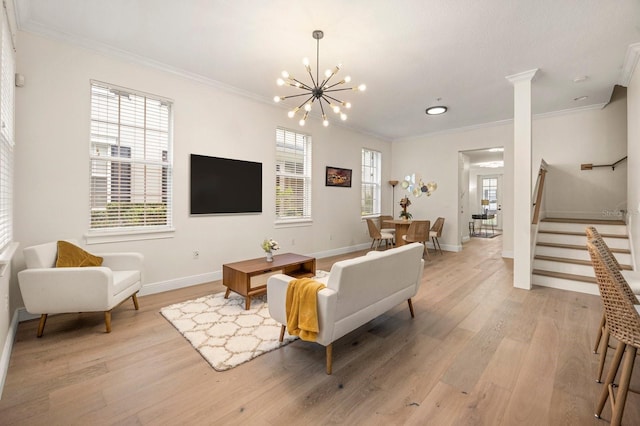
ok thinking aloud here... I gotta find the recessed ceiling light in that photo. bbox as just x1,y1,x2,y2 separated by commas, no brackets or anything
573,96,588,101
426,106,447,115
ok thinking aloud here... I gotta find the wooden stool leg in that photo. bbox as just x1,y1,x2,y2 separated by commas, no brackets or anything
610,346,637,426
104,311,112,333
596,341,626,418
132,293,140,310
594,312,606,353
326,344,333,375
596,327,610,382
37,314,47,338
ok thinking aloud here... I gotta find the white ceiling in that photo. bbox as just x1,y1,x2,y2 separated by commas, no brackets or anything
13,0,640,141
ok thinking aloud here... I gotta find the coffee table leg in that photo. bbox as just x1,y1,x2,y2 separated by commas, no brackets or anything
224,287,231,299
245,297,251,310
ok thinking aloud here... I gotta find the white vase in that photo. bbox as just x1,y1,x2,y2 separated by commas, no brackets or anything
266,251,273,262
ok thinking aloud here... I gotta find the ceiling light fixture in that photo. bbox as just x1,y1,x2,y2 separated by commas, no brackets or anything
425,106,447,115
274,30,366,127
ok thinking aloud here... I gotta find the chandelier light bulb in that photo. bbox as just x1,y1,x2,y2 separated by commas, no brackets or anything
344,76,351,83
325,69,332,78
332,104,341,113
345,102,352,109
302,57,310,67
299,119,306,126
276,78,285,86
273,96,281,103
340,112,347,121
287,107,299,118
281,71,289,79
304,103,312,112
322,114,329,126
358,84,367,91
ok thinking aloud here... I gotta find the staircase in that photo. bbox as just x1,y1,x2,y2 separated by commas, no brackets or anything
532,218,631,295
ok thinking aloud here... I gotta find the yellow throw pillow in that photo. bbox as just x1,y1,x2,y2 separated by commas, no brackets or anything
55,241,103,267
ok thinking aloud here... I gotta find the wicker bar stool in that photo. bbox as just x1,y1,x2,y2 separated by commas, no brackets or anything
587,239,640,425
586,226,640,382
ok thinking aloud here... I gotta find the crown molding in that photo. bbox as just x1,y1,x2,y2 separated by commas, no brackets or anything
618,42,640,87
505,68,539,84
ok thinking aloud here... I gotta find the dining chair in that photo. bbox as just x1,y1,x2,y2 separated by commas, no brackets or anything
587,239,640,425
585,226,640,382
366,218,393,250
429,217,445,255
402,220,431,259
379,216,396,244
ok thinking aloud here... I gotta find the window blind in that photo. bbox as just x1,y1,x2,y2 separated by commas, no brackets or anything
89,82,172,230
275,127,312,221
361,148,381,216
0,11,14,252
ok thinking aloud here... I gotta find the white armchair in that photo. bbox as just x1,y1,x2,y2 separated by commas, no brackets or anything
18,240,144,337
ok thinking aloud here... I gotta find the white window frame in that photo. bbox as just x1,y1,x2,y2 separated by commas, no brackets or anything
361,148,381,217
87,81,174,243
275,127,312,224
0,8,15,256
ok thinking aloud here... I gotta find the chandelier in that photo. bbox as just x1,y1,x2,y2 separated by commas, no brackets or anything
273,30,366,127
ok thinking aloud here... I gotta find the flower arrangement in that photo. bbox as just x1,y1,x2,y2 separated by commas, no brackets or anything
399,196,412,219
261,238,280,253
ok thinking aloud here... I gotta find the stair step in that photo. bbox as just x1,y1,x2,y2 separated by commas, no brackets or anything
536,242,630,254
541,218,625,225
534,254,632,270
537,232,629,249
532,268,597,284
538,230,628,239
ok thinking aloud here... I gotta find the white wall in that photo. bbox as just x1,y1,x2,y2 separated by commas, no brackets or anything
11,31,391,304
628,62,640,269
392,125,515,255
533,98,627,220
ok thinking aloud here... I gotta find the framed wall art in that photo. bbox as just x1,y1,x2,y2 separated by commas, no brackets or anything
325,166,352,188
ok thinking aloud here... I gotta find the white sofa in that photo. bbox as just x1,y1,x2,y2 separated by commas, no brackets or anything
18,240,144,337
267,242,425,374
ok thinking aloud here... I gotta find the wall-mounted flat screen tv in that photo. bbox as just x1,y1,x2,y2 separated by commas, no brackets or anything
190,154,262,215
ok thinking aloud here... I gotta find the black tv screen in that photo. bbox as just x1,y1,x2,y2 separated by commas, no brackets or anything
190,154,262,215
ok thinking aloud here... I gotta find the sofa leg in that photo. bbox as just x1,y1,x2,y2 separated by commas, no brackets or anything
37,314,48,338
104,311,112,333
132,293,140,310
407,299,415,318
279,325,286,342
326,344,333,375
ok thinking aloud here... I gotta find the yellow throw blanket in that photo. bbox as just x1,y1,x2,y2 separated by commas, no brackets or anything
285,278,326,342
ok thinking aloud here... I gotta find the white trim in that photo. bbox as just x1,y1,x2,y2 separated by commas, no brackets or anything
502,250,514,258
619,42,640,87
139,271,220,296
0,308,19,399
84,228,175,245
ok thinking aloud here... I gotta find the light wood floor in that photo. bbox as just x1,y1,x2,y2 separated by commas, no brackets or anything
2,236,639,425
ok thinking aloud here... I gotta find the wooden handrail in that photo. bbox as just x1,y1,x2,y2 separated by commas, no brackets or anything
532,159,547,225
581,156,627,171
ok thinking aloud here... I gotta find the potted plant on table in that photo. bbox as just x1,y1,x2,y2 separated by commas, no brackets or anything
261,238,280,262
399,196,412,221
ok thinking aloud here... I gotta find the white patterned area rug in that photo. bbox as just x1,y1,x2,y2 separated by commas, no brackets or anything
160,292,297,371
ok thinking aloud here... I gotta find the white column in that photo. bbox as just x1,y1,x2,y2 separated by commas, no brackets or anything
506,69,538,290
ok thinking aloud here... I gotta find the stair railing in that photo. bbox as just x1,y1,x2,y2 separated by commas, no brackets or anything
581,156,627,171
532,159,548,225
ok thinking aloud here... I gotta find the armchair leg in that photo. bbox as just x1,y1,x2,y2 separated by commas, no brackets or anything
132,293,140,310
326,344,333,375
407,299,415,318
104,311,112,333
37,314,48,338
279,325,286,342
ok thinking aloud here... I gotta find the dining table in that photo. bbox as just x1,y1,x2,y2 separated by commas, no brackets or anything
382,219,414,246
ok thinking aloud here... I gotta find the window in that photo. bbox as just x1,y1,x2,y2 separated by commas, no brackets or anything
0,11,14,252
89,81,173,232
361,148,381,216
275,127,312,221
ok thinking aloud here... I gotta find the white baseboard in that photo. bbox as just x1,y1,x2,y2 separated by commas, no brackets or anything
0,309,20,399
502,250,514,258
139,271,220,296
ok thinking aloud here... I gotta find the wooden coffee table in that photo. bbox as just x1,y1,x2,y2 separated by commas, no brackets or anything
222,253,316,310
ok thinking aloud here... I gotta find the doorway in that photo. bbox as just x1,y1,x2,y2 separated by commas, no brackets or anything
458,147,504,245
